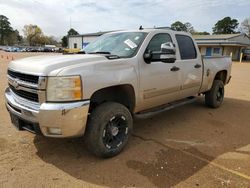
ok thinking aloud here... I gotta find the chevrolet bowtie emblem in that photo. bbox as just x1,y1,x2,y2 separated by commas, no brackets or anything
12,79,19,89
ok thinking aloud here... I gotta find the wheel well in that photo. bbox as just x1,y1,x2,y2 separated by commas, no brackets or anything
89,84,135,113
214,70,227,84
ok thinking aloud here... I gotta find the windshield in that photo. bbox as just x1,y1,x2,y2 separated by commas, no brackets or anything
83,32,147,58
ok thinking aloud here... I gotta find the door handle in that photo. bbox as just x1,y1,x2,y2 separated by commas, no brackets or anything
170,66,180,72
194,64,201,68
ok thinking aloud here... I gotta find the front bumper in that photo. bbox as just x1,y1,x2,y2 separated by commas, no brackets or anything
5,87,90,138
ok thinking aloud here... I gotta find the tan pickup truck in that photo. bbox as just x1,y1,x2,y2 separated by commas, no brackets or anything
5,29,232,157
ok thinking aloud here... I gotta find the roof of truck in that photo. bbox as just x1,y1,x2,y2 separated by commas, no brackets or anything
68,28,190,38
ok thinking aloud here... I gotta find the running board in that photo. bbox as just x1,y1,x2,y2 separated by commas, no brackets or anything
134,97,197,119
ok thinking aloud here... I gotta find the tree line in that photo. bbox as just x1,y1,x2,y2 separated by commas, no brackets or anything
170,17,250,36
0,14,250,47
0,15,58,46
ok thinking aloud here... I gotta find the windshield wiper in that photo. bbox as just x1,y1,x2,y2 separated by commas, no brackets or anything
88,51,111,54
106,54,121,59
88,51,121,59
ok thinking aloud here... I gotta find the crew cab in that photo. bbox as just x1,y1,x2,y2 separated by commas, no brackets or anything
5,29,232,157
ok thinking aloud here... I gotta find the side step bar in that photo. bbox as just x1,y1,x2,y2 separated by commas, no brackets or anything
134,97,197,119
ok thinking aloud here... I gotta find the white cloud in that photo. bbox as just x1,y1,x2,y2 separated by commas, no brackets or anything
0,0,249,37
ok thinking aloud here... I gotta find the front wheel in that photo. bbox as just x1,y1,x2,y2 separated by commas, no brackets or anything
205,80,224,108
84,102,133,158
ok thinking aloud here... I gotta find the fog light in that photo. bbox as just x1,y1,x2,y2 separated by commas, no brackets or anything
48,127,62,135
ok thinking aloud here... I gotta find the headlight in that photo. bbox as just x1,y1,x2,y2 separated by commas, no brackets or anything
47,76,82,102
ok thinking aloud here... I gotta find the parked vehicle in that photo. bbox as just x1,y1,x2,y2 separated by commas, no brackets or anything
43,47,54,52
4,47,21,52
55,47,63,53
5,29,232,157
4,47,12,52
37,47,44,52
20,47,27,52
63,48,80,54
243,49,250,60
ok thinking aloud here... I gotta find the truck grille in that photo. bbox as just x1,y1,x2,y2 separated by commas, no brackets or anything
9,85,39,102
7,69,39,84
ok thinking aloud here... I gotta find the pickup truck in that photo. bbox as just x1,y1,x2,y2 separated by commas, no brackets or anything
5,29,232,157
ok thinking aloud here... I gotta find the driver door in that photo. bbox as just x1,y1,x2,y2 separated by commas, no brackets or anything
138,33,182,111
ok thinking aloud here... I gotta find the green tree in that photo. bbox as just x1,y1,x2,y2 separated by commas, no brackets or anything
61,36,68,47
240,18,250,36
23,24,43,46
185,22,195,33
171,21,196,34
15,29,23,43
41,35,58,45
171,21,187,32
0,15,14,45
6,29,22,45
67,28,79,36
61,28,79,47
213,17,239,34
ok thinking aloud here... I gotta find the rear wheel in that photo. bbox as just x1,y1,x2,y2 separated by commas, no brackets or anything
205,80,224,108
84,102,133,158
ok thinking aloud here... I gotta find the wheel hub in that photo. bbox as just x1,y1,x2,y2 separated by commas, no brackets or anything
110,126,119,136
102,115,128,149
216,87,224,101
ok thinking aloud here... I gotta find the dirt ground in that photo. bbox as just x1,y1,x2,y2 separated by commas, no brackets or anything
0,51,250,188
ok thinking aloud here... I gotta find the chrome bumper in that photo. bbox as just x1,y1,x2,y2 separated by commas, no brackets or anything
5,87,90,138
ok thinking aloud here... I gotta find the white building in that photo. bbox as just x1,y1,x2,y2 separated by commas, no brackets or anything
68,31,109,49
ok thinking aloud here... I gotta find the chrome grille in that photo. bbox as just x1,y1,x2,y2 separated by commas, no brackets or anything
7,69,39,84
9,84,39,102
7,69,45,103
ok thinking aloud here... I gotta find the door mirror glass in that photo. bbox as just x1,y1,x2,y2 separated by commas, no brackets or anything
144,42,176,64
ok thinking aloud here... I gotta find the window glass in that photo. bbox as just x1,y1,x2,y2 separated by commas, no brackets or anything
213,48,220,54
84,32,147,58
146,33,172,52
176,35,197,59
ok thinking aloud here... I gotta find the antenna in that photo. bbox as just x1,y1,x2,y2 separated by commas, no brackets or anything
70,16,72,29
139,25,143,30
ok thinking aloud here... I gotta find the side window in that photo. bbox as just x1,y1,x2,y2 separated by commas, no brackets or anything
146,33,172,52
176,35,197,60
213,48,221,54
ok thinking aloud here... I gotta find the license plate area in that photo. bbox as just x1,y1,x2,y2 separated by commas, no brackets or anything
9,113,41,134
10,114,23,130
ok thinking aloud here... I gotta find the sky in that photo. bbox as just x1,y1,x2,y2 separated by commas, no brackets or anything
0,0,250,38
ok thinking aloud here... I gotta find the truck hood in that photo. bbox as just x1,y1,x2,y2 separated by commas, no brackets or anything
8,54,107,76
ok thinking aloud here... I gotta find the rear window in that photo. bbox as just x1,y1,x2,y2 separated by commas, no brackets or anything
176,35,197,60
244,50,250,54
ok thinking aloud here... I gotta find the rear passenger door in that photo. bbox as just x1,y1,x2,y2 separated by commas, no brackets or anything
175,35,202,98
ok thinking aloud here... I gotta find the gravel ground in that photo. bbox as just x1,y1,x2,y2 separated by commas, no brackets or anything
0,51,250,188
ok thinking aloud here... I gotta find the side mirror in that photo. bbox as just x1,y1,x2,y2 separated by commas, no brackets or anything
144,42,176,64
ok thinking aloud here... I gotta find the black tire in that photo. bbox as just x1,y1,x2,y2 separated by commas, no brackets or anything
205,80,224,108
84,102,133,158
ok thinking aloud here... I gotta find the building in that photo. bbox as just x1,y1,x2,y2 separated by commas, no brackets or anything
68,31,110,49
68,30,250,61
193,34,250,61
